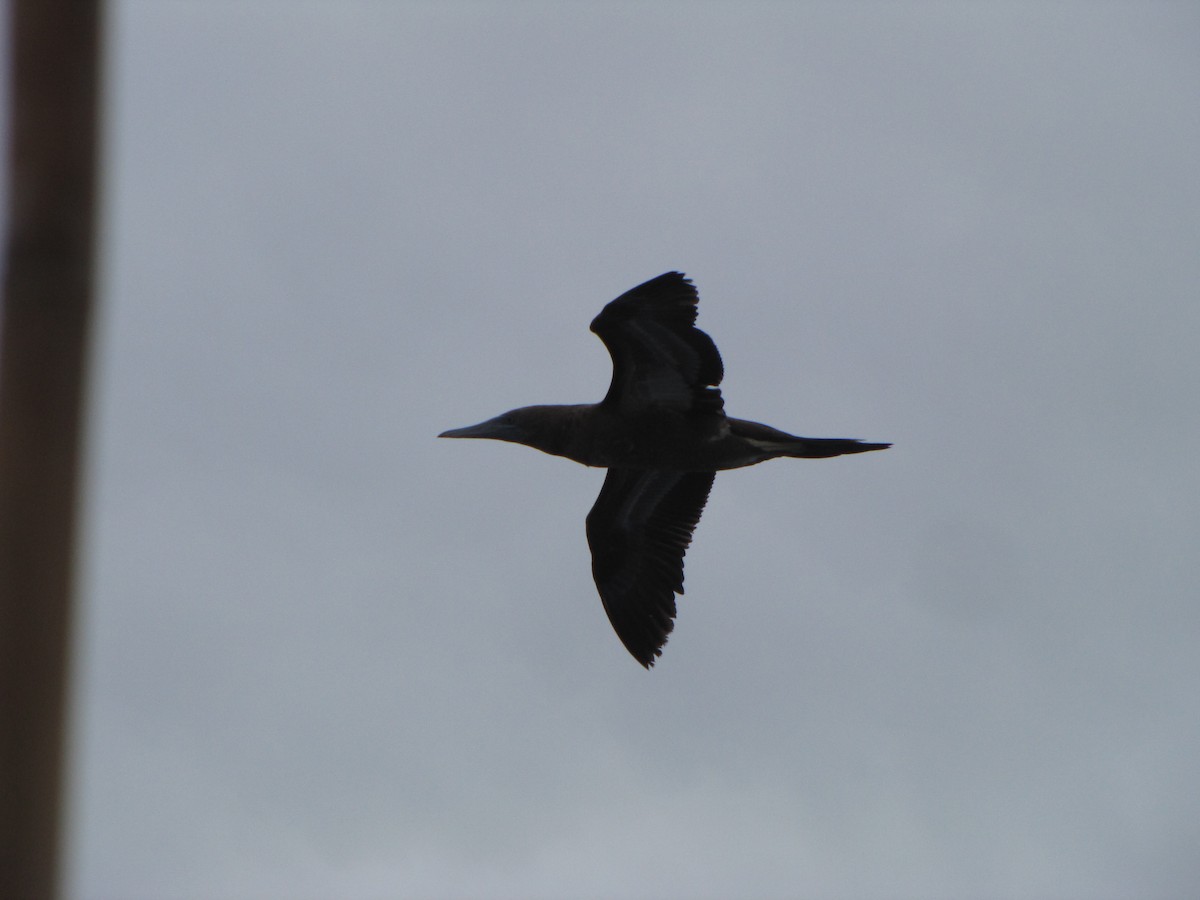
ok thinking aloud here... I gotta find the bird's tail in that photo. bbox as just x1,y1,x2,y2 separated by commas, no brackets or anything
775,437,891,458
730,419,890,459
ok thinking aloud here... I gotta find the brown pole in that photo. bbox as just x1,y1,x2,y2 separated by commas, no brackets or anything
1,2,103,898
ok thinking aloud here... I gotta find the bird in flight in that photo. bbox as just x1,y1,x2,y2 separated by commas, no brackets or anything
440,272,889,667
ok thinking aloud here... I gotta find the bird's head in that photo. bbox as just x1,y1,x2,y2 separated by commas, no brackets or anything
438,405,582,459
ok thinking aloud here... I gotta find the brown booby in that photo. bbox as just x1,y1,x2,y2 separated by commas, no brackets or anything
440,272,889,667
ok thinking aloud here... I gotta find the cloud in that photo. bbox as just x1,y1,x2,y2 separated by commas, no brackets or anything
64,3,1200,898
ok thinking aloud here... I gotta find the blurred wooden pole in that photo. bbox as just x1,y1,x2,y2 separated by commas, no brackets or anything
1,2,103,898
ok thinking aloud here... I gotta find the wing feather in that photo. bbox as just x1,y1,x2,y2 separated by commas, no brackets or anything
585,468,716,667
590,272,724,418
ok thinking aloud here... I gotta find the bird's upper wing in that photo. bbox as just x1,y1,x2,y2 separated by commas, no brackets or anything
585,467,716,667
590,272,725,419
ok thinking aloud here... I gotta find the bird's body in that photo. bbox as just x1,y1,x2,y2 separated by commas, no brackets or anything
456,403,880,471
440,272,888,667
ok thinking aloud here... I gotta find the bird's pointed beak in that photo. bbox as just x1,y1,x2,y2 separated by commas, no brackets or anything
438,422,489,439
438,415,514,441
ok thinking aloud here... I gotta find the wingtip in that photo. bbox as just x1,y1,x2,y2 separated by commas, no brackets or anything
631,634,669,668
636,648,661,669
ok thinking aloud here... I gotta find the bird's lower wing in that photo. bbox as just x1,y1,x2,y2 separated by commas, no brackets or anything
585,468,716,667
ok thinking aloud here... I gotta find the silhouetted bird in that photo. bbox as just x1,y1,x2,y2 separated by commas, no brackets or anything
440,272,888,667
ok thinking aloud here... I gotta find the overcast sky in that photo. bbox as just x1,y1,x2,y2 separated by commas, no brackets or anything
47,2,1200,898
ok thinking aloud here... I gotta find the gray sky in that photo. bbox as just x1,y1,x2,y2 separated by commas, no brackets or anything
55,2,1200,898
